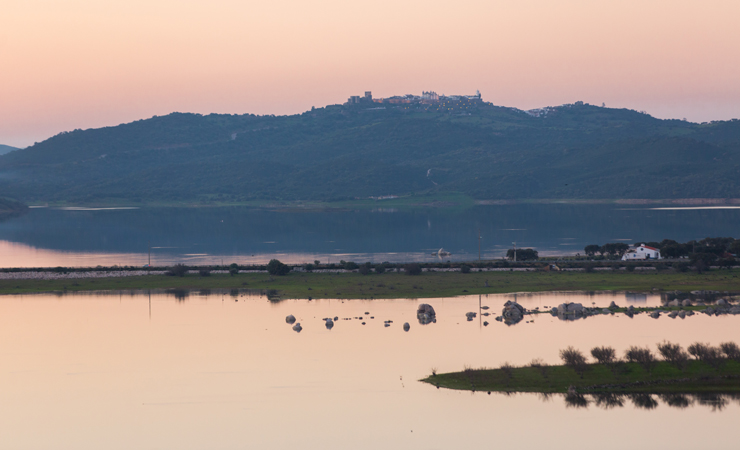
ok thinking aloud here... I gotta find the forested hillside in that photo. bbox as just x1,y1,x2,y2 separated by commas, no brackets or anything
1,101,739,204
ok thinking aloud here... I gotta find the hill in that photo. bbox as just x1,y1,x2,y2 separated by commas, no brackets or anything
0,145,19,156
1,100,739,204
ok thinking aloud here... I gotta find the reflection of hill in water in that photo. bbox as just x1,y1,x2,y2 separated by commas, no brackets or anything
1,204,740,263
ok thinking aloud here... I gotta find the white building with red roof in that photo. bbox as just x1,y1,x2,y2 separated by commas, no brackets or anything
622,244,661,260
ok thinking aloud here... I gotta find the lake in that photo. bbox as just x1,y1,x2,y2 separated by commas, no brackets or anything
1,291,738,449
1,204,739,267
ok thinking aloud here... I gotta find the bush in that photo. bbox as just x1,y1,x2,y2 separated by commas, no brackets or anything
198,268,211,277
657,341,689,370
374,264,386,274
343,261,359,270
560,346,588,377
166,264,188,277
720,342,740,361
625,346,657,373
687,342,710,361
529,358,549,378
590,346,617,365
626,264,636,272
228,266,239,276
673,262,690,272
460,264,471,274
358,262,372,275
690,344,725,369
404,263,422,276
303,263,314,272
584,263,595,273
267,259,291,276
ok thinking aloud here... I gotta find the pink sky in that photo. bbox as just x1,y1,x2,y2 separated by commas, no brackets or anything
1,0,739,147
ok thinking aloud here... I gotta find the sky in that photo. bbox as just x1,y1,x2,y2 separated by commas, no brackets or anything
1,0,739,148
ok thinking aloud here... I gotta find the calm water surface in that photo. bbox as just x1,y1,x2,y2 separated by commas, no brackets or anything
1,204,740,267
1,291,738,449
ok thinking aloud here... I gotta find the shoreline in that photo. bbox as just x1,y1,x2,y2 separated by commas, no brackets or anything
421,360,740,394
2,269,740,298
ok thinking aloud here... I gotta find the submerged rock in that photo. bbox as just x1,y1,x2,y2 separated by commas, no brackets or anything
286,314,296,324
730,306,740,315
650,311,661,319
292,323,302,332
465,312,477,321
717,299,728,307
403,322,410,331
668,311,678,319
325,318,334,329
678,310,686,319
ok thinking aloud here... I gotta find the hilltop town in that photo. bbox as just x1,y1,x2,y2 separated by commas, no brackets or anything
345,90,486,112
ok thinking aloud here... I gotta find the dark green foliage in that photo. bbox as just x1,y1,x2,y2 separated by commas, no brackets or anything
625,346,657,373
303,263,314,272
657,341,689,370
460,264,471,274
198,268,211,277
626,264,636,272
560,346,588,377
267,259,290,276
358,262,372,275
404,263,422,276
374,264,386,274
228,263,239,276
601,243,630,257
3,103,740,204
584,244,601,256
506,248,538,261
166,264,188,277
720,342,740,361
343,261,358,271
591,346,617,366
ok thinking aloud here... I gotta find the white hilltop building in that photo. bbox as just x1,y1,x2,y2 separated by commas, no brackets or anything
622,244,661,261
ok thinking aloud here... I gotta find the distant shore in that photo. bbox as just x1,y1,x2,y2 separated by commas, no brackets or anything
2,268,740,298
15,196,740,210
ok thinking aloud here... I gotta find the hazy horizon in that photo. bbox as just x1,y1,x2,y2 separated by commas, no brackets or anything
2,0,739,148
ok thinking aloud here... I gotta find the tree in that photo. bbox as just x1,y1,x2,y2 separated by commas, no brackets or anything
166,264,188,277
267,259,291,276
506,248,538,261
560,346,588,378
601,243,629,258
584,244,600,256
404,263,422,275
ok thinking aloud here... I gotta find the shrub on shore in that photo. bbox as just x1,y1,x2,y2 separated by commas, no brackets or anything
166,264,188,277
267,259,291,276
404,263,422,276
657,341,689,370
625,346,657,373
560,346,588,378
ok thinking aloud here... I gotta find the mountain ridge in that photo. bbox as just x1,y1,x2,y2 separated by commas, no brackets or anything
1,101,739,204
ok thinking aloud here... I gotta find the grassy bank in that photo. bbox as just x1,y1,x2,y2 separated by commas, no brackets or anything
422,360,740,394
2,269,740,297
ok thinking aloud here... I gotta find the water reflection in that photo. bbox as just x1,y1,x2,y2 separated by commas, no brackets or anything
545,392,739,411
3,204,740,267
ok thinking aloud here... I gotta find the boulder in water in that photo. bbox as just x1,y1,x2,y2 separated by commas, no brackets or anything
417,303,437,325
668,299,680,307
403,322,410,331
292,323,302,332
502,301,525,324
286,315,296,324
325,318,334,329
681,299,692,307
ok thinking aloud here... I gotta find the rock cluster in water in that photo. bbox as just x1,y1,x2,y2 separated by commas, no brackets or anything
417,304,436,325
